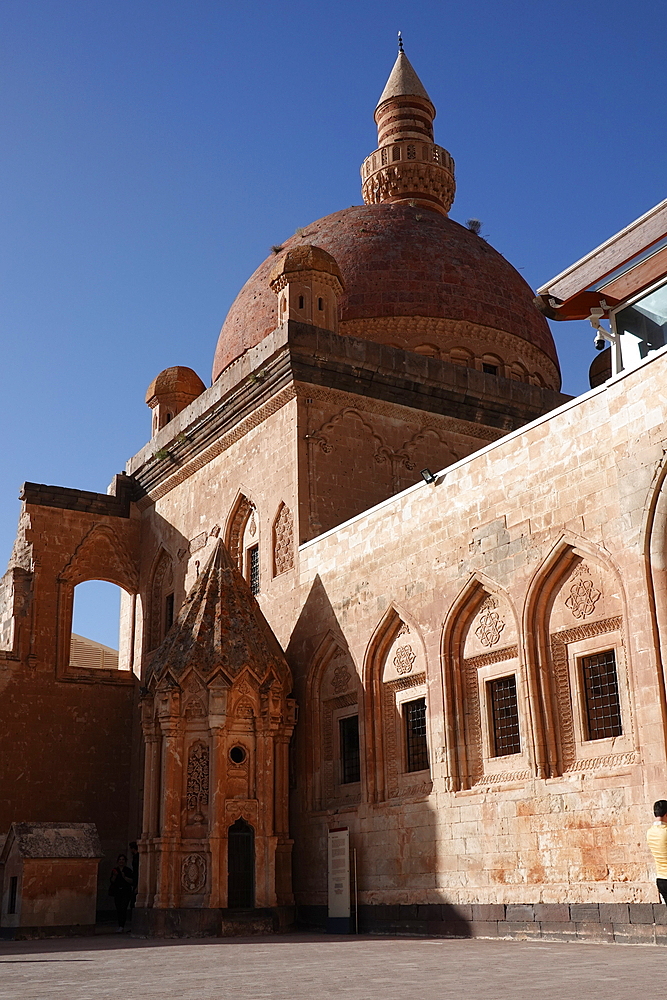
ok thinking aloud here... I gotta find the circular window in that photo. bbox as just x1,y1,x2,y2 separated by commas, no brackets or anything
229,745,247,765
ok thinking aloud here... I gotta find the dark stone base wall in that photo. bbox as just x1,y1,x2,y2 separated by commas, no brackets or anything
0,923,96,941
132,906,295,938
298,902,667,944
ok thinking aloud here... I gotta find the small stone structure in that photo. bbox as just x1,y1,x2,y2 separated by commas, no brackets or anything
0,822,103,939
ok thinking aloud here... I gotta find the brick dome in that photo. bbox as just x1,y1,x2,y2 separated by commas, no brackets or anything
212,203,560,388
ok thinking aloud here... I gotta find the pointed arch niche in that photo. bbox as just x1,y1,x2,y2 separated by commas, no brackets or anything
305,632,361,811
225,493,260,592
442,579,529,791
525,541,637,777
364,608,431,804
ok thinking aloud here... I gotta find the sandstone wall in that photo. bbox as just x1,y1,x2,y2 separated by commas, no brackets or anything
289,347,667,907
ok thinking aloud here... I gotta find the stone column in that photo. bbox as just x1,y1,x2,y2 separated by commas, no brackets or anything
154,717,183,909
206,674,228,908
137,723,160,908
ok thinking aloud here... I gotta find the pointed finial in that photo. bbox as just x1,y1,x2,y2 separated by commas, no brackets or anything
398,30,404,52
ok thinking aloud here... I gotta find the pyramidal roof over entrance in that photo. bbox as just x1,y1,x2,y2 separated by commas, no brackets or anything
148,539,290,683
376,47,432,106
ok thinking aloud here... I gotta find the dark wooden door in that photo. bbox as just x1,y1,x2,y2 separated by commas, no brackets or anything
227,818,255,908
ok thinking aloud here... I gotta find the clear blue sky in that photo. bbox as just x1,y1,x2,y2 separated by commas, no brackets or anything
1,1,666,646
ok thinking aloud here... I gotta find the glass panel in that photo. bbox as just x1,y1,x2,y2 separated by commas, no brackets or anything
616,279,667,369
404,698,429,772
339,715,360,784
489,676,521,756
581,650,622,740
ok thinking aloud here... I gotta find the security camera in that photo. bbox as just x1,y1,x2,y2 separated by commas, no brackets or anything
594,331,607,351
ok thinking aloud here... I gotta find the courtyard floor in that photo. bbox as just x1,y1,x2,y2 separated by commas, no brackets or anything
0,931,662,1000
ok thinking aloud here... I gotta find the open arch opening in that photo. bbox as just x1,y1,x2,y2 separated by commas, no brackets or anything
227,818,255,908
70,579,133,671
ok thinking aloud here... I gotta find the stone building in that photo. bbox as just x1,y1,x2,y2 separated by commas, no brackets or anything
2,46,667,941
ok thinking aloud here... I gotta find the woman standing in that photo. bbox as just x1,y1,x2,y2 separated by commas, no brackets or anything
109,853,134,932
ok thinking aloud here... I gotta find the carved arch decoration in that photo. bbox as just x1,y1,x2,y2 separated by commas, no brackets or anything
272,502,294,577
148,548,174,651
304,631,359,810
362,605,430,804
225,492,257,573
58,523,138,592
441,575,523,791
523,534,635,779
308,407,387,459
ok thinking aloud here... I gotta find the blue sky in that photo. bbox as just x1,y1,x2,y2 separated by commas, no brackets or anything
1,0,666,646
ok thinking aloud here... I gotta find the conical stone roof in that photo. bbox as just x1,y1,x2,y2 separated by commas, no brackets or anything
148,539,290,685
376,50,432,106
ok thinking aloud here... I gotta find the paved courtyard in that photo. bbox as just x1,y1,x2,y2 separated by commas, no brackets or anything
0,932,664,1000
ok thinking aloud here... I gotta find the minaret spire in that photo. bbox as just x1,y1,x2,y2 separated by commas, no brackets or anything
360,42,455,215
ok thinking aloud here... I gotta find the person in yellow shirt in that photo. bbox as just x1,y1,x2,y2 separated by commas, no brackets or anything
647,800,667,903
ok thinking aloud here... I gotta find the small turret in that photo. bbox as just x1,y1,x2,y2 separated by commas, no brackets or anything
361,37,455,215
145,366,206,437
269,244,344,333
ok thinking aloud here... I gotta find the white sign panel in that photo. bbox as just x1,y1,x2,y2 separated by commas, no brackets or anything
327,827,350,919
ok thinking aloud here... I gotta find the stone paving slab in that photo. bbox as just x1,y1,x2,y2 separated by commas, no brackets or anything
0,932,663,1000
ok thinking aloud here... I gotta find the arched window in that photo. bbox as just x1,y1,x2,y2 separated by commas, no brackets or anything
149,550,175,650
226,495,260,595
449,347,474,368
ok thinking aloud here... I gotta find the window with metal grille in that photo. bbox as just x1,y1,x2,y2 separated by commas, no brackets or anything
404,697,429,772
581,649,622,740
8,876,17,914
247,545,260,596
489,676,521,756
339,715,360,784
164,592,174,633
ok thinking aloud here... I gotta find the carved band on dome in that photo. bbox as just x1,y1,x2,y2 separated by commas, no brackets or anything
339,317,561,389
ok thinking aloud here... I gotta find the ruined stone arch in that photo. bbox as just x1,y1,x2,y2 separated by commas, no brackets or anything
362,605,430,804
523,535,635,778
272,502,294,577
225,491,258,575
55,524,138,677
59,524,138,592
441,575,524,791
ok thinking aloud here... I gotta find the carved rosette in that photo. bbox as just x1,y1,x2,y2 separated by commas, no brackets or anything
181,853,207,893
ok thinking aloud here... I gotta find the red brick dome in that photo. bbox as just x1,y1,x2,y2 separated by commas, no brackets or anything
212,203,559,387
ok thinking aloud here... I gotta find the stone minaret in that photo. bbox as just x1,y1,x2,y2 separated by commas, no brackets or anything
361,40,455,215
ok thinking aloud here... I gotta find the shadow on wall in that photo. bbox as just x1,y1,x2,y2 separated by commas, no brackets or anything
286,577,470,938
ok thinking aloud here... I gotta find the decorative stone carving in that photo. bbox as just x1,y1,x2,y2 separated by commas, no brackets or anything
475,604,505,647
331,662,352,694
247,511,257,537
393,645,416,675
397,622,410,637
184,697,205,718
181,853,206,893
565,570,602,619
273,504,294,576
186,741,209,821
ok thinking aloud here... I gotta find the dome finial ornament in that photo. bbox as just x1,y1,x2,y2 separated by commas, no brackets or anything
360,46,456,215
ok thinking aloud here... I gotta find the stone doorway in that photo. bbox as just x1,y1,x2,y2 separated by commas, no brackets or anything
227,819,254,908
